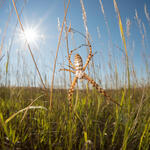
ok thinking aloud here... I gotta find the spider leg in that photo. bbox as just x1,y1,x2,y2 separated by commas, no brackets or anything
67,49,76,69
59,68,75,74
70,44,89,54
83,73,121,107
67,56,76,69
68,44,89,69
83,41,93,71
83,52,95,71
68,76,78,111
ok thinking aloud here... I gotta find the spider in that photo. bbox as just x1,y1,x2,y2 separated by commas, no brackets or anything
60,38,120,111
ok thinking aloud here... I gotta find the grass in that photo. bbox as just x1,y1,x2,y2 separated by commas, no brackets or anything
0,87,150,149
0,0,150,149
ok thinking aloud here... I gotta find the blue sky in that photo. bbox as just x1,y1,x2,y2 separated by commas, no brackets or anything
0,0,150,88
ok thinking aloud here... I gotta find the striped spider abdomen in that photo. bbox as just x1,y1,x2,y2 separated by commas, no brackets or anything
74,54,83,69
74,54,84,79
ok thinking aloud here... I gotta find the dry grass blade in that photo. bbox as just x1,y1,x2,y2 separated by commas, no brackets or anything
0,0,15,56
113,0,130,88
12,0,46,90
20,94,45,123
5,106,47,124
130,90,145,133
144,4,150,26
64,1,72,85
126,18,131,38
49,0,70,111
113,0,128,58
80,0,88,37
99,0,111,39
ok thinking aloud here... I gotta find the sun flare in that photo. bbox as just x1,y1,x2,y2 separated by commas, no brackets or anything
24,28,38,43
18,25,44,47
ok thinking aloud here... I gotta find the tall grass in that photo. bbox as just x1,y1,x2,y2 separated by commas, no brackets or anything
0,87,149,149
0,0,150,149
50,0,70,111
12,0,46,90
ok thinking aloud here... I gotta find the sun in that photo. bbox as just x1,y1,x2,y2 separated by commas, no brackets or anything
17,23,45,49
24,28,38,43
18,26,43,46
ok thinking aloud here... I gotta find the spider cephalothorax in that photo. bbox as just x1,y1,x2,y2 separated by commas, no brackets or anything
60,38,120,111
